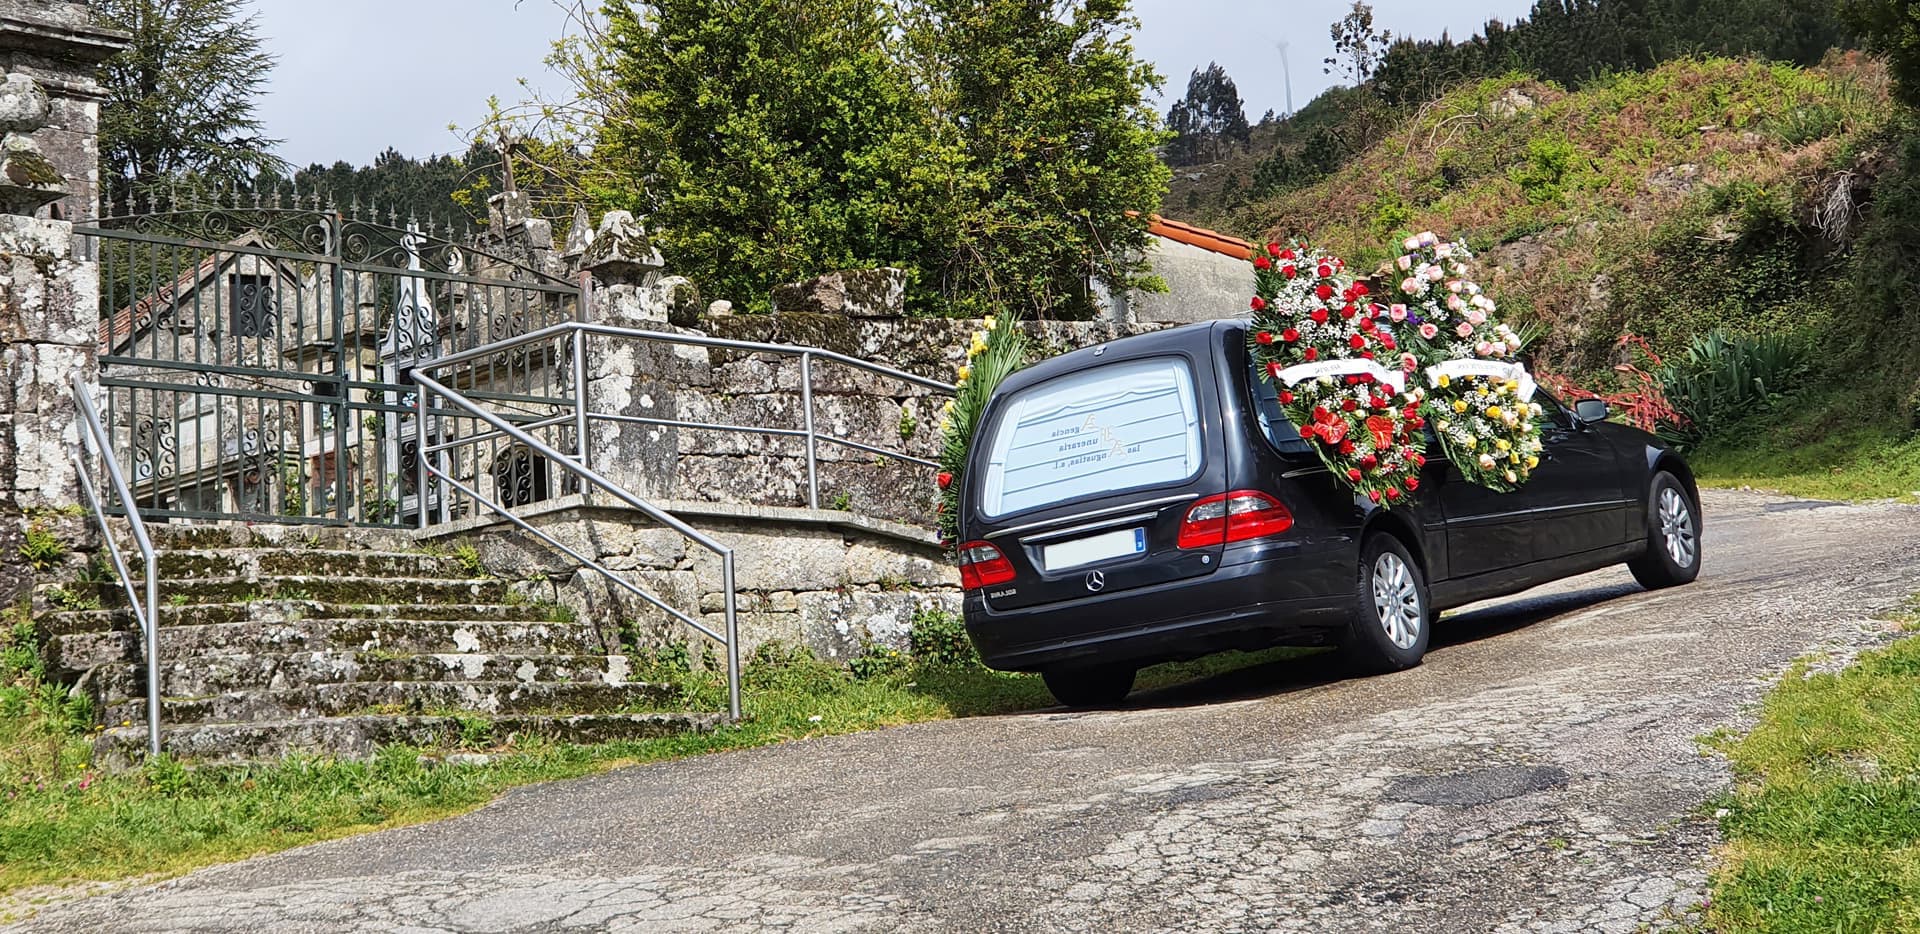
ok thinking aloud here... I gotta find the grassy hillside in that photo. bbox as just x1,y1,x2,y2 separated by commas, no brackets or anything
1195,55,1920,499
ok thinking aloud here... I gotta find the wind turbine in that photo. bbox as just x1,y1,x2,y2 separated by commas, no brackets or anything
1276,40,1295,117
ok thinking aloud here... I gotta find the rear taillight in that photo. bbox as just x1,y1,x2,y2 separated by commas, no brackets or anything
1177,491,1293,549
958,540,1017,591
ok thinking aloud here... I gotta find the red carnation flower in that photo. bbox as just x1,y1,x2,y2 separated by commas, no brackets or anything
1360,454,1377,469
1303,347,1318,361
1279,247,1295,260
1353,283,1370,297
1312,406,1331,421
1254,255,1272,271
1339,438,1356,455
1413,453,1427,467
1348,334,1367,350
1267,361,1284,379
1385,487,1401,501
1360,351,1375,359
1250,296,1267,311
1282,264,1297,278
1359,317,1376,332
1310,308,1329,324
1381,334,1397,351
1316,264,1333,278
936,472,953,490
1348,468,1363,481
1342,399,1357,412
1315,284,1334,300
1341,304,1357,320
1267,242,1282,257
1281,328,1299,342
1278,390,1294,404
1255,330,1274,344
1406,477,1420,491
1368,490,1382,503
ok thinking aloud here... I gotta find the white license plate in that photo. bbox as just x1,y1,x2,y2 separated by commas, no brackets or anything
1043,527,1147,571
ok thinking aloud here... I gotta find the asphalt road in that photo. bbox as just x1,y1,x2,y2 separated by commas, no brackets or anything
14,489,1920,933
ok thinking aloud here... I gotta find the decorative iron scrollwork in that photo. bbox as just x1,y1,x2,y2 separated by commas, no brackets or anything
131,417,178,481
493,443,548,508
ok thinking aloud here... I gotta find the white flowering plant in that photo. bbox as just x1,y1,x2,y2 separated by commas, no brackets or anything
1247,241,1429,507
1390,231,1544,491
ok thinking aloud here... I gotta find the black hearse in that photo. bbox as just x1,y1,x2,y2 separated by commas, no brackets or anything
955,320,1701,707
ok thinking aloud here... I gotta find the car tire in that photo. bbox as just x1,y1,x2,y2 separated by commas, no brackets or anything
1627,471,1701,589
1042,664,1136,708
1339,534,1431,675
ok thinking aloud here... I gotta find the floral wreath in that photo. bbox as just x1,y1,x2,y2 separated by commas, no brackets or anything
1247,241,1428,507
1390,232,1544,491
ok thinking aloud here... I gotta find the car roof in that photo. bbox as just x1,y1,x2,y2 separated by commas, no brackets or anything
993,319,1248,399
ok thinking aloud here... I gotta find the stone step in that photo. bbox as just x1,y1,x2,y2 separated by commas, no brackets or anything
140,549,478,582
93,711,722,769
97,575,514,608
41,599,559,636
47,619,608,674
140,524,421,553
106,679,684,726
146,651,638,697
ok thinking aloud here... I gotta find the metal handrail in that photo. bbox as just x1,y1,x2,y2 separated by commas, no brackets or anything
69,375,162,757
411,371,743,720
417,321,957,508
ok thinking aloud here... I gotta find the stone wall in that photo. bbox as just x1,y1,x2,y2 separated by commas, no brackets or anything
0,5,121,607
582,302,1168,528
435,496,962,662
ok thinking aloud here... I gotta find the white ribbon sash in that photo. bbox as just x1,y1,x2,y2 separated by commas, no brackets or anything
1275,358,1407,395
1424,359,1536,400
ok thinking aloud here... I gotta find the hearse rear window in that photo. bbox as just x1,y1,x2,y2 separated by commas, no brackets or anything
978,356,1203,518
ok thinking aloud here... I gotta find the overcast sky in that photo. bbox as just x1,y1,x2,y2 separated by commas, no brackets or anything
247,0,1536,169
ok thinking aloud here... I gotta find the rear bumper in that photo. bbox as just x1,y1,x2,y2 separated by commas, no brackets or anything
963,542,1353,672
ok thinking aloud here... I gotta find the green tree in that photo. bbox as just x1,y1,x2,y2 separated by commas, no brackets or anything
905,0,1171,318
1846,0,1920,105
1166,62,1252,164
95,0,286,206
594,0,937,312
1325,1,1394,84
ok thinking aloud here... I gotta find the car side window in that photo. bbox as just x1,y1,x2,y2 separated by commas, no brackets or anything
1246,359,1313,455
1534,390,1579,431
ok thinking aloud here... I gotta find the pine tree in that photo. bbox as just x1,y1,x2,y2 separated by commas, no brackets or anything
1166,62,1251,164
95,0,285,207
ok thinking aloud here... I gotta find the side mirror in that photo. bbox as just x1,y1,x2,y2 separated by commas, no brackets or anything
1574,398,1610,424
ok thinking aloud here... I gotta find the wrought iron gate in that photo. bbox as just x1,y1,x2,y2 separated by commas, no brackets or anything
80,196,584,527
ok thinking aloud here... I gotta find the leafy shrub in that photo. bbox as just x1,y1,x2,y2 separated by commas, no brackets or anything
1655,330,1810,448
1510,136,1579,204
907,609,976,668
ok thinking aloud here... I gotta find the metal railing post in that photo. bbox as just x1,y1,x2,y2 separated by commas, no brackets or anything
143,553,159,756
70,376,163,758
414,382,429,530
723,552,741,721
800,351,819,509
572,327,590,472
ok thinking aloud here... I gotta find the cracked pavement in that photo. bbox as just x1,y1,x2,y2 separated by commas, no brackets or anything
12,490,1920,933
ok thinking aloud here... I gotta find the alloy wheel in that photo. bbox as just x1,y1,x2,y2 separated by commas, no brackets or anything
1659,487,1697,568
1371,551,1423,650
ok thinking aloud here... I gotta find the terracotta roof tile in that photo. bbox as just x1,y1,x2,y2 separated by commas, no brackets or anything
1139,213,1252,261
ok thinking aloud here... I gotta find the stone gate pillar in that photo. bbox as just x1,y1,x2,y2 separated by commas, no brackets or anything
0,2,125,604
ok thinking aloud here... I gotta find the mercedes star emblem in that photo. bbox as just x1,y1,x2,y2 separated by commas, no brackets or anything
1085,570,1106,592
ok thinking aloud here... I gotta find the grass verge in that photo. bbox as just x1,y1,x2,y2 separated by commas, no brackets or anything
1702,601,1920,931
0,610,1315,897
1688,391,1920,503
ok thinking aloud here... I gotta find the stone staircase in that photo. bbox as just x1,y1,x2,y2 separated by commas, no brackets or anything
42,524,720,767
